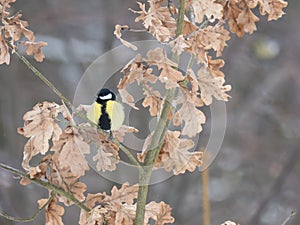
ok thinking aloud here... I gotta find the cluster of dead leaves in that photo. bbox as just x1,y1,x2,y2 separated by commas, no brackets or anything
17,102,134,224
0,0,47,64
124,0,287,43
138,131,203,175
79,182,174,225
35,183,172,225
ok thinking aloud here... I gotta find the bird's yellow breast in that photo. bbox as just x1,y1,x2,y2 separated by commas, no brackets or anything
87,101,124,131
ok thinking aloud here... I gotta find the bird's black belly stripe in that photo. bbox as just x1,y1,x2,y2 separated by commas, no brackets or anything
98,103,111,131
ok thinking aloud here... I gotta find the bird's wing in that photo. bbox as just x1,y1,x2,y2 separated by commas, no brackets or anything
87,102,101,125
107,101,125,130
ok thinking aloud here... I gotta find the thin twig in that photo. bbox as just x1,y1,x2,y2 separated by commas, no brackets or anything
281,211,295,225
0,163,90,212
121,27,147,33
0,193,54,222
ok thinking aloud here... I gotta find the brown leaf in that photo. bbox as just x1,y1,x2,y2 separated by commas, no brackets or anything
3,12,34,42
103,182,139,206
192,0,223,23
51,126,90,177
161,131,203,175
197,63,231,105
0,34,10,65
142,88,162,117
248,0,288,21
114,204,136,225
38,197,65,225
93,145,119,172
119,88,139,110
130,1,176,42
169,34,190,56
113,125,139,142
174,88,206,137
173,101,205,137
49,160,87,206
18,102,63,170
236,8,259,34
146,48,184,89
145,201,175,225
224,0,248,37
195,25,230,57
79,193,106,225
114,25,138,50
22,41,47,62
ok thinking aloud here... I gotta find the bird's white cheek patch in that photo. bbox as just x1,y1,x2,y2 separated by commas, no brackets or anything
99,93,112,100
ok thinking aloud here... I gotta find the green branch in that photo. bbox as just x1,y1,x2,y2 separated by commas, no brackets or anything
0,162,90,212
134,1,186,225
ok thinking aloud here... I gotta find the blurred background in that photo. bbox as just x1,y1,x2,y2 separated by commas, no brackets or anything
0,0,299,224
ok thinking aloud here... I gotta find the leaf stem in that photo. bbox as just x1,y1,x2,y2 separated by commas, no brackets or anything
0,162,90,212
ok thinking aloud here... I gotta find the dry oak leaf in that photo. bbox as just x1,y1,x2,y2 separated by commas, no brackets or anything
173,101,205,137
130,1,176,42
161,131,203,175
192,0,223,23
178,70,204,107
102,183,139,225
174,92,206,137
145,201,175,225
224,0,249,37
38,197,64,225
3,12,34,42
18,102,63,170
84,206,107,225
119,54,155,88
197,64,231,105
142,88,162,117
146,48,184,89
114,25,138,51
169,34,190,56
195,25,230,57
93,145,119,172
22,41,48,62
113,125,139,142
20,160,48,186
114,203,136,225
103,182,139,206
79,193,106,225
139,131,203,174
49,161,87,206
51,126,90,177
236,8,259,34
248,0,288,21
0,34,10,64
118,88,139,110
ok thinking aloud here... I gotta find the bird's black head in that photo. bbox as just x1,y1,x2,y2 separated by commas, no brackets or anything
95,88,116,104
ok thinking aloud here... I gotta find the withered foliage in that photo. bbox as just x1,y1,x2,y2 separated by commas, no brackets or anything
5,0,288,224
79,183,174,225
0,0,47,64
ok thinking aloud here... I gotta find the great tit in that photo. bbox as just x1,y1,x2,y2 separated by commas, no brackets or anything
87,88,125,132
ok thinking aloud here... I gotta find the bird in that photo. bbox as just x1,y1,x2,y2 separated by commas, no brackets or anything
87,88,125,132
